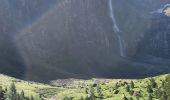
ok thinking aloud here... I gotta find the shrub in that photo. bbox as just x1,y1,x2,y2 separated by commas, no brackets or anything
129,90,134,96
122,96,128,100
114,90,119,94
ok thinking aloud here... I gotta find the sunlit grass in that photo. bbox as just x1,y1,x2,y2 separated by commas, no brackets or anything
54,74,169,100
0,74,169,100
0,74,61,100
164,7,170,16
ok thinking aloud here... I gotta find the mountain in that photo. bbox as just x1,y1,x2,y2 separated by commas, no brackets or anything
15,0,170,82
0,0,169,82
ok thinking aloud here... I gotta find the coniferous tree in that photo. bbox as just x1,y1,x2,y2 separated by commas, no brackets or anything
150,78,157,88
155,88,162,99
126,85,130,92
160,91,168,100
148,94,152,100
0,83,36,100
129,97,133,100
115,82,118,90
79,96,84,100
30,95,34,100
85,88,88,94
134,92,141,100
0,86,4,100
96,86,103,98
162,80,166,87
89,87,95,100
147,85,153,93
164,75,170,99
130,81,134,88
84,96,89,100
20,90,25,100
136,96,139,100
4,89,7,100
16,93,21,100
6,83,17,100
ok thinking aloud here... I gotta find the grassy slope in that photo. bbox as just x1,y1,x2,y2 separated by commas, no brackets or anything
0,74,63,100
54,74,169,100
0,74,169,100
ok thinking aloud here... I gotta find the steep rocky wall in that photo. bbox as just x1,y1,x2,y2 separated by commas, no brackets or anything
15,0,170,82
0,0,61,78
16,0,118,82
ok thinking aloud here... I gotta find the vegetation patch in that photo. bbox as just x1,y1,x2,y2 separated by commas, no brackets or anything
0,74,170,100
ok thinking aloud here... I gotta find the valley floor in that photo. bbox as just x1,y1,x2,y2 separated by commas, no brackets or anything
0,74,169,100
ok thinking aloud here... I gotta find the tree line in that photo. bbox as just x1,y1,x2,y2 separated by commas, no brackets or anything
63,75,170,100
0,83,35,100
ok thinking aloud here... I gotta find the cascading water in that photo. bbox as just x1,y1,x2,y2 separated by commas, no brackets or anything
151,4,170,14
108,0,125,57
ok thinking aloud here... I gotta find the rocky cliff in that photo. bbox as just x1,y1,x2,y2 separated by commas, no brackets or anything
14,0,170,82
0,0,170,82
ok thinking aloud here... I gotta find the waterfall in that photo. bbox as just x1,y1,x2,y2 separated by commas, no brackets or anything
151,4,170,14
108,0,125,57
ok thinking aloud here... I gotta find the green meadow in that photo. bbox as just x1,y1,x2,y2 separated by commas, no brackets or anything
0,74,169,100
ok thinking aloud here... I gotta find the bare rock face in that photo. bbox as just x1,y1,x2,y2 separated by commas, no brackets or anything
0,0,61,78
16,0,118,82
14,0,170,82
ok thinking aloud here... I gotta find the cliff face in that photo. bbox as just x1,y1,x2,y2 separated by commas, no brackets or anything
0,0,169,82
112,0,170,57
14,0,170,82
16,0,117,81
0,0,61,78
